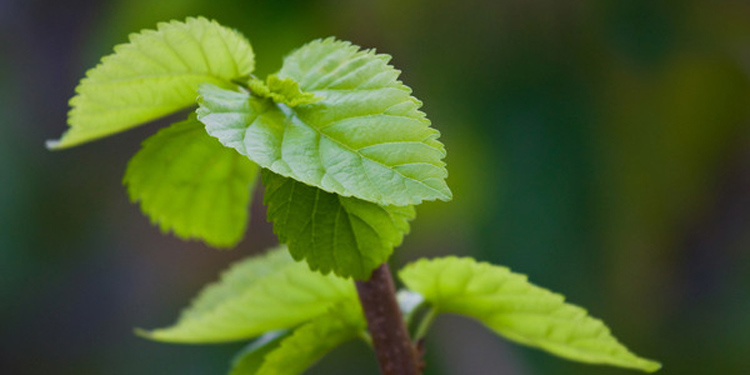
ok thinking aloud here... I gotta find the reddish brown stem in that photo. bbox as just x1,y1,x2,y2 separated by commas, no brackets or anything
355,263,421,375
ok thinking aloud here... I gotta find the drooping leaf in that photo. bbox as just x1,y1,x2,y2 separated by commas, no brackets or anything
247,75,322,107
139,246,357,343
123,115,259,248
229,331,290,375
263,170,415,280
249,304,365,375
197,38,451,206
399,257,662,372
48,17,255,149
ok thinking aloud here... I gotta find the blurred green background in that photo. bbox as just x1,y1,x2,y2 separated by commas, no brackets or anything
2,0,749,374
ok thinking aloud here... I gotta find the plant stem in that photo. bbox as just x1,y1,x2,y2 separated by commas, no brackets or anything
355,263,421,375
413,307,437,342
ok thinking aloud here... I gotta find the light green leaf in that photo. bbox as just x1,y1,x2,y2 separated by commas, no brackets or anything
181,247,294,320
123,115,259,248
139,246,357,343
263,170,415,280
229,331,290,375
247,75,322,107
48,17,255,149
252,304,365,375
399,257,662,372
197,38,451,206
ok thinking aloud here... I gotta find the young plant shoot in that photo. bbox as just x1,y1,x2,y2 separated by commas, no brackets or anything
48,17,661,375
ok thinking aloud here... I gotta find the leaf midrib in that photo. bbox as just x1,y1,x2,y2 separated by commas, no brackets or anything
276,102,448,201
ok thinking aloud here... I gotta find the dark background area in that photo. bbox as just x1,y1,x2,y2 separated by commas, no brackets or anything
2,0,749,374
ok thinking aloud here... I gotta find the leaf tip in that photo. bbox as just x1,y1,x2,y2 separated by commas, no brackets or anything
641,359,662,373
44,139,62,150
440,186,454,202
133,327,155,340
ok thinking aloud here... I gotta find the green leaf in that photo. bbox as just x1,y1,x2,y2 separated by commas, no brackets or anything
197,38,451,206
139,246,357,343
399,257,662,372
48,17,255,149
123,115,259,248
247,75,322,107
263,170,415,279
229,331,290,375
181,247,294,320
252,304,365,375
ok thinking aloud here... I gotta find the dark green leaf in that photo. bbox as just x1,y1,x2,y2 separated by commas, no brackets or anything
263,170,415,279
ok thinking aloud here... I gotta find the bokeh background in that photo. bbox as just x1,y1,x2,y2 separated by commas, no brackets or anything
2,0,749,374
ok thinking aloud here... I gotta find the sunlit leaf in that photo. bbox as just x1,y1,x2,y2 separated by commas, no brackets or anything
182,248,293,320
124,115,259,248
263,170,415,279
197,38,451,206
139,246,357,343
48,17,254,149
399,257,662,372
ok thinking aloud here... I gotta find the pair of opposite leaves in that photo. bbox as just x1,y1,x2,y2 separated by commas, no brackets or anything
141,246,661,374
48,17,451,280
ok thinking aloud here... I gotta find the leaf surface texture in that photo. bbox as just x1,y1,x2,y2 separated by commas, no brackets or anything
141,247,357,343
197,38,451,206
399,257,662,372
49,17,255,149
124,115,259,248
263,170,415,279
